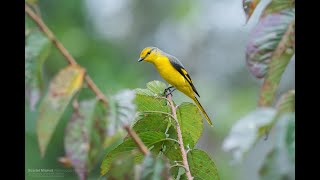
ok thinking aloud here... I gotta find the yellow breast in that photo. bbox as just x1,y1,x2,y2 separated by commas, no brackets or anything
152,56,193,98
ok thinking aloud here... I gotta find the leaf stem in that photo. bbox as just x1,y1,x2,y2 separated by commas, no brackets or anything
166,94,193,180
25,3,149,157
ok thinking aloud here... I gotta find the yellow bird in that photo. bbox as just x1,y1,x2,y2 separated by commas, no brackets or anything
138,47,213,126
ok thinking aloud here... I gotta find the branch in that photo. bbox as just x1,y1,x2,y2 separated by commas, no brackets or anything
25,3,149,156
123,125,150,155
25,4,108,106
166,94,193,180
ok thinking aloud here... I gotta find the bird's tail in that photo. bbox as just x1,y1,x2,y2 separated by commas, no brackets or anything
192,96,213,126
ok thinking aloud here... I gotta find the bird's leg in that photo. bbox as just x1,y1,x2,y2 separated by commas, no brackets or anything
166,88,176,96
164,86,174,94
163,86,176,105
165,87,176,97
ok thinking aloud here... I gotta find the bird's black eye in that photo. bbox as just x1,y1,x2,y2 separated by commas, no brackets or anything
147,51,151,55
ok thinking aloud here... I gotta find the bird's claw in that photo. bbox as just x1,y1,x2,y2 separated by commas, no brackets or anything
163,86,176,98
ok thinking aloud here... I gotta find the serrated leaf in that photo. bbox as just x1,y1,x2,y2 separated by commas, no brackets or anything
222,108,276,162
132,95,196,161
131,112,183,163
37,65,85,157
132,113,171,134
262,0,295,17
135,80,167,97
259,113,295,180
246,9,295,79
25,30,51,110
243,0,261,23
140,154,171,180
147,81,168,95
100,132,168,175
172,149,219,180
188,149,219,180
135,94,170,112
176,103,203,148
65,100,96,180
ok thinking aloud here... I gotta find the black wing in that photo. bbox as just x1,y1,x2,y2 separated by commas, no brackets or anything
167,54,200,97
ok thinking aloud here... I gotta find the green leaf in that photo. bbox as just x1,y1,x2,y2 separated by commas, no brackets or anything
262,0,295,17
131,112,183,163
140,154,171,180
259,113,295,180
135,94,170,112
135,80,167,97
176,103,203,148
222,108,276,162
37,65,85,157
171,149,219,180
106,152,136,179
64,99,96,180
25,30,51,110
134,80,170,113
132,113,171,135
246,9,294,81
243,0,261,23
188,149,219,180
100,132,168,176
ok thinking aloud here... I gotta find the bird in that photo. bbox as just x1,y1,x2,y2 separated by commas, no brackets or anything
138,47,213,126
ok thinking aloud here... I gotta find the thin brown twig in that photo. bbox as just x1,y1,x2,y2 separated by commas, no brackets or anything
166,93,193,180
25,3,149,156
25,4,108,106
123,125,150,155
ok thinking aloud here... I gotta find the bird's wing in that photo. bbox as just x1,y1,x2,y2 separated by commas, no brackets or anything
167,54,200,97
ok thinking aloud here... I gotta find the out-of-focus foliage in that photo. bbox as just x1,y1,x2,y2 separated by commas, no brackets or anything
223,90,294,162
106,152,171,180
140,154,171,180
259,113,295,180
243,0,261,22
25,30,51,110
37,65,85,157
222,108,276,162
246,9,294,80
224,0,295,179
64,100,96,180
64,99,108,179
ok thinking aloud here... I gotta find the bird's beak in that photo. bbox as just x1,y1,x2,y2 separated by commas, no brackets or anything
138,57,144,62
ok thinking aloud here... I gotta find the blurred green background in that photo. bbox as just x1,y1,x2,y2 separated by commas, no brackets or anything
25,0,295,179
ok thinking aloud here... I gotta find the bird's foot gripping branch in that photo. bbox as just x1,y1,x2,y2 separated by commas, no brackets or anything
100,81,219,180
